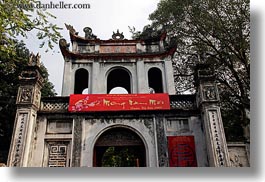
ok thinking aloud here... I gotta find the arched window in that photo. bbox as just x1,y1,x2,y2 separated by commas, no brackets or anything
148,67,163,93
74,68,89,94
107,68,131,94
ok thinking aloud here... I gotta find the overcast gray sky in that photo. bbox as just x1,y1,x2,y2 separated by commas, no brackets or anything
24,0,160,95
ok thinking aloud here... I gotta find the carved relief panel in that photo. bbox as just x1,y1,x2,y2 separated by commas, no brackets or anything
42,119,74,167
10,113,28,167
95,128,143,147
17,86,41,109
34,89,41,108
207,109,229,166
17,87,34,104
228,144,250,167
200,84,219,102
44,141,71,167
156,117,169,167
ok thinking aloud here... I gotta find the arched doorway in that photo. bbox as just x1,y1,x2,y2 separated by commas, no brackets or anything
93,127,146,167
107,68,131,94
148,67,163,93
74,68,89,94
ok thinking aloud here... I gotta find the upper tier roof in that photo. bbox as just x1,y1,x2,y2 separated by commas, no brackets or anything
59,24,176,60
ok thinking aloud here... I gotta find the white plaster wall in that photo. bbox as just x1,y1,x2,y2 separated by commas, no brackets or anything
27,114,208,167
29,117,73,166
164,116,208,167
81,118,157,167
189,116,209,167
28,116,47,167
62,57,176,95
61,60,73,96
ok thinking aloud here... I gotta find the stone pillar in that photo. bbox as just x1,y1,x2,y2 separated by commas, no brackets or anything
71,117,82,167
60,38,73,96
61,60,72,96
7,55,44,167
164,57,176,94
195,64,230,167
155,116,169,167
91,61,103,94
136,60,148,93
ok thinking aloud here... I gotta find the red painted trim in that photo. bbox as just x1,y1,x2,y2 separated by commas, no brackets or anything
168,136,198,167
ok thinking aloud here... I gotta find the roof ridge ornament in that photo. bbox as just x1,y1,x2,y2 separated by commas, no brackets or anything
59,39,70,50
65,23,79,35
28,52,41,67
112,29,124,40
83,27,97,39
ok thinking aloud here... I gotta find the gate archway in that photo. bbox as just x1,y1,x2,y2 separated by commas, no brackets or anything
93,127,146,167
107,67,131,94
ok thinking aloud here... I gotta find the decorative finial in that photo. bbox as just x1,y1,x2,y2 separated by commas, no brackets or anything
59,39,70,50
65,23,78,35
83,27,97,39
112,29,124,40
28,52,41,67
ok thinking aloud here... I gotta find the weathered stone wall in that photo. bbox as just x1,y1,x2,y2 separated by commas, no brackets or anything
28,116,72,167
228,143,250,167
27,110,208,167
161,116,208,167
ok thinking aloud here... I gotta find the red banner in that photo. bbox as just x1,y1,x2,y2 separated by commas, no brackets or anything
68,94,170,112
167,136,197,167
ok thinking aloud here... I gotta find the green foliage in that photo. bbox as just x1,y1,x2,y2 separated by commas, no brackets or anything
0,98,16,163
221,108,245,142
0,96,16,162
0,0,62,56
136,0,250,140
0,40,28,97
0,40,56,97
101,147,138,167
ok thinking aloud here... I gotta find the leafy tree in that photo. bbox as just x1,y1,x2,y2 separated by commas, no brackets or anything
0,97,15,164
132,0,250,141
0,40,56,97
0,0,62,57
